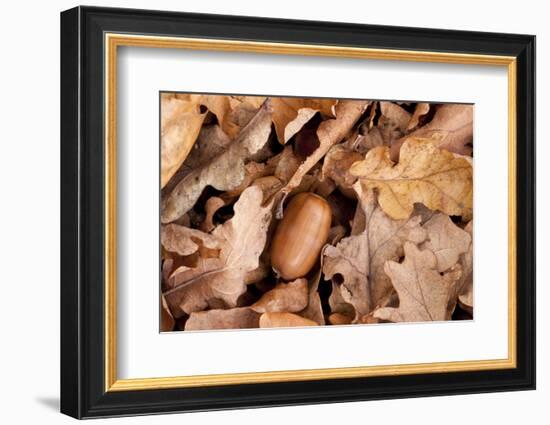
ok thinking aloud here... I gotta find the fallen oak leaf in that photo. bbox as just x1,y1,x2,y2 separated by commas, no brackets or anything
391,104,473,161
200,196,226,233
251,278,308,313
161,224,220,257
321,144,363,195
271,97,337,144
160,94,206,188
379,101,411,133
407,103,431,131
161,100,273,223
259,312,318,328
277,100,369,218
373,242,462,323
353,183,427,308
185,307,260,331
164,186,273,317
351,137,473,220
421,213,471,272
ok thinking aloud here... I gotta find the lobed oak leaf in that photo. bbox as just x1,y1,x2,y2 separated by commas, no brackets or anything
161,100,273,223
351,138,473,220
373,242,462,323
163,186,273,317
421,213,471,272
161,224,220,257
391,104,473,160
271,97,337,144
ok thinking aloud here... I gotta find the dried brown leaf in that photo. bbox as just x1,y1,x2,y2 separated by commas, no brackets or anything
392,104,473,160
457,221,473,314
271,97,337,144
259,312,318,328
200,196,226,233
277,100,369,217
351,138,473,220
160,295,175,332
161,224,220,256
185,307,260,330
251,278,308,313
407,103,431,131
161,101,273,223
374,242,462,322
160,94,206,188
421,213,471,272
164,186,273,317
321,144,363,193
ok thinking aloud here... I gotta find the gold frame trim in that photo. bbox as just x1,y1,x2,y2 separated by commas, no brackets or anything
104,33,517,392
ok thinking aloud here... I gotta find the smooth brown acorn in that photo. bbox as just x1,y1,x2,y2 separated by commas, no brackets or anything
271,192,332,280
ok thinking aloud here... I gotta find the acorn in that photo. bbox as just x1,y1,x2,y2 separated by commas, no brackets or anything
270,192,332,280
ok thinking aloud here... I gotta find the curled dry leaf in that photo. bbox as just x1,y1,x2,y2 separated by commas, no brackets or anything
407,103,431,131
379,101,411,133
160,94,206,188
277,100,369,217
259,312,319,328
200,196,226,233
421,213,471,272
271,97,337,144
351,138,473,220
374,242,462,323
160,295,175,332
161,100,273,223
392,104,473,160
251,278,308,313
185,307,260,331
164,186,273,317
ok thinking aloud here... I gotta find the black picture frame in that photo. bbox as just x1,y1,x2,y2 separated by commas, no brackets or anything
61,5,536,419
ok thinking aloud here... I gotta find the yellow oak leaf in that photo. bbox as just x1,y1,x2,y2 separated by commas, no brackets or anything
350,138,472,220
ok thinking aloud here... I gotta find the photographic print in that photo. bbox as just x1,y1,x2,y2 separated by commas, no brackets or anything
159,94,474,332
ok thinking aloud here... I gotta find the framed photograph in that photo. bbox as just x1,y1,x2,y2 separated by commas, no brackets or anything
60,6,536,419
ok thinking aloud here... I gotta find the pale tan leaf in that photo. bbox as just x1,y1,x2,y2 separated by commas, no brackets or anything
161,101,273,222
222,96,267,138
185,307,260,330
251,278,308,313
351,138,473,220
161,224,220,256
421,213,471,272
373,242,462,322
271,97,337,144
164,186,273,317
160,94,206,188
392,104,473,160
259,312,318,328
323,230,370,319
